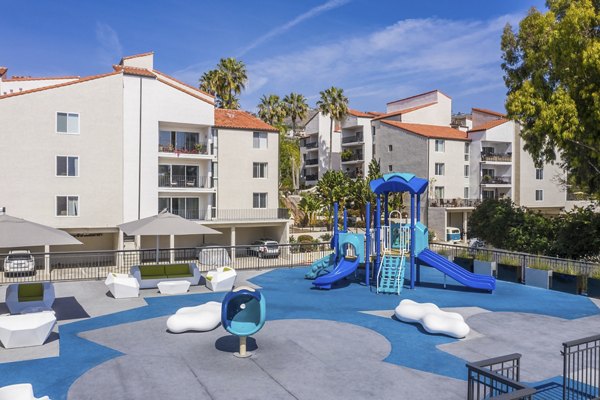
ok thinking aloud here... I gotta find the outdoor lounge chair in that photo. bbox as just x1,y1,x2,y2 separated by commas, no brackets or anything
0,383,49,400
205,267,237,292
5,282,55,314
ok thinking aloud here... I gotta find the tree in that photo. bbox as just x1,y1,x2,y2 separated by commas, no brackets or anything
257,94,285,128
199,57,248,109
316,170,351,227
298,194,322,227
468,198,525,250
501,1,600,195
279,134,300,191
316,87,349,169
283,92,309,135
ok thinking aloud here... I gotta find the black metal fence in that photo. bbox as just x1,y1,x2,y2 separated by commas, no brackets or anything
430,243,600,278
466,354,537,399
562,334,600,400
0,243,331,284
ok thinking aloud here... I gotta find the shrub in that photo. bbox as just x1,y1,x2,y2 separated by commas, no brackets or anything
297,235,314,243
474,252,493,262
527,258,551,270
499,256,520,266
456,250,472,259
319,233,332,242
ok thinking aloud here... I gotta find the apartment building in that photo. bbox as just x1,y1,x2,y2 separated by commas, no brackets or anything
299,111,340,186
0,52,288,253
340,109,377,178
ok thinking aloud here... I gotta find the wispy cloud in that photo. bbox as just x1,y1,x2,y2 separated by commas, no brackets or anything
237,0,350,57
96,22,122,64
241,12,522,112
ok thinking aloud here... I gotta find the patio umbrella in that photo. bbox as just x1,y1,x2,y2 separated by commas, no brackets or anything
0,211,82,248
118,210,221,262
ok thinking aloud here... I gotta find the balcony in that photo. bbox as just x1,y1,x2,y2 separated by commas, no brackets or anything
211,208,290,221
342,135,363,144
429,198,480,208
158,175,211,189
304,174,318,181
305,158,319,166
481,152,512,162
481,176,511,185
158,141,210,156
341,153,363,163
303,141,318,149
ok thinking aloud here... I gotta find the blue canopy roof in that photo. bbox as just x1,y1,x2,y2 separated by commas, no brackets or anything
369,172,429,195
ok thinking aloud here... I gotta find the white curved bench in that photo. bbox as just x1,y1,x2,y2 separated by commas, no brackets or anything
166,301,221,333
394,299,470,339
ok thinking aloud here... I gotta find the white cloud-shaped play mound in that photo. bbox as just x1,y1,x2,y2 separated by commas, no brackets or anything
394,299,470,339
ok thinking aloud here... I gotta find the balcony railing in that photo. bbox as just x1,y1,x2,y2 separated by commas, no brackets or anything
342,154,363,162
467,354,537,400
171,209,206,220
158,175,211,189
211,208,290,221
342,135,363,144
303,141,318,149
429,198,480,208
304,174,318,181
305,158,319,166
158,141,209,155
481,176,511,185
481,153,512,162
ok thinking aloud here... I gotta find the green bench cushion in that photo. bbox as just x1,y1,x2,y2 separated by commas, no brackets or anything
167,273,193,279
165,264,190,275
140,265,166,278
18,283,44,302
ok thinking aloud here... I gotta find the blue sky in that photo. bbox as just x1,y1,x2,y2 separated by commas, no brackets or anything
1,0,546,114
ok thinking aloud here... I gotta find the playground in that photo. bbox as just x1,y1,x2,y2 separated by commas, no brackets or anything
1,173,599,399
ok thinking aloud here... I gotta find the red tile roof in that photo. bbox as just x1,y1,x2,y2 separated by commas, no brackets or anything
469,118,509,132
120,51,154,62
381,120,470,141
4,75,80,81
0,67,7,77
153,69,215,98
0,71,121,99
214,109,279,132
367,111,384,116
112,65,156,78
386,89,451,105
472,107,506,118
347,109,374,118
372,102,437,121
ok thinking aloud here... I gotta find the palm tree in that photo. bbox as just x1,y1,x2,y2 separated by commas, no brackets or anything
257,94,285,127
298,194,322,227
198,57,247,109
283,93,309,135
316,87,348,169
217,57,247,109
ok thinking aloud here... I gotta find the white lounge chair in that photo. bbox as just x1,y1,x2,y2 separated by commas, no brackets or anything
104,273,140,299
205,267,236,292
0,383,49,400
5,283,55,314
166,301,221,333
0,311,57,349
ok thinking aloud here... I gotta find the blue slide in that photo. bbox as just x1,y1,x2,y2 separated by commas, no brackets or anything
312,257,360,290
416,249,496,291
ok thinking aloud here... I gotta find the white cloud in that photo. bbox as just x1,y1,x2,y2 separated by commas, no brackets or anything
96,23,122,64
238,0,350,57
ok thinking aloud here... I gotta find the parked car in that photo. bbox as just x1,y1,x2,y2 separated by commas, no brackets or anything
4,250,36,275
249,239,280,258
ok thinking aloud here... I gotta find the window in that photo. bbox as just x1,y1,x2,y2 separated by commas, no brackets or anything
57,112,79,134
253,132,268,149
388,165,393,172
535,190,543,201
435,139,445,152
483,190,495,200
434,163,445,176
464,165,469,177
159,130,202,153
388,145,393,152
56,196,78,216
253,162,268,178
482,146,495,155
158,164,199,187
253,193,267,208
464,187,469,199
158,197,200,219
464,143,470,161
434,186,444,199
56,156,79,176
536,168,544,180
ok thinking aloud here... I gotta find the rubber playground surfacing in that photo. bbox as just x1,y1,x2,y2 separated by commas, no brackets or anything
1,266,599,400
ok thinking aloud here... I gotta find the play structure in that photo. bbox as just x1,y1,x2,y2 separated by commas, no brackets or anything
306,172,496,293
221,286,266,358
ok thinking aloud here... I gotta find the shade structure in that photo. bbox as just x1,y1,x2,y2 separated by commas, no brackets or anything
118,210,221,262
0,212,82,248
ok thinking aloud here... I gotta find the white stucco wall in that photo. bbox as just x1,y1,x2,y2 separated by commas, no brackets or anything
0,78,79,95
428,138,469,200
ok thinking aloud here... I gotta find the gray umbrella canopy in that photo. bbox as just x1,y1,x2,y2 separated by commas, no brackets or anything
0,213,82,248
118,211,221,236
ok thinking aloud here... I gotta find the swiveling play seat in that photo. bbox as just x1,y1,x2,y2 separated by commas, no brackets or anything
0,383,49,400
166,301,221,333
205,267,237,292
221,286,266,357
394,299,470,339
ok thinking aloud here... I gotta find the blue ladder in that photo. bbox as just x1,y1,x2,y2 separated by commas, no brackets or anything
377,254,406,294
